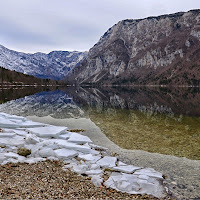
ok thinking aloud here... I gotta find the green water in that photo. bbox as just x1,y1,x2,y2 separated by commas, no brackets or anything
0,86,200,160
0,86,199,199
89,108,200,160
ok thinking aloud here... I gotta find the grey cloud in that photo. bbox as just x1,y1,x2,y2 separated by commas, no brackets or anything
0,0,199,53
0,18,58,48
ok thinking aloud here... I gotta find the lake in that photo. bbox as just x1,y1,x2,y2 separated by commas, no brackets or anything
0,86,199,199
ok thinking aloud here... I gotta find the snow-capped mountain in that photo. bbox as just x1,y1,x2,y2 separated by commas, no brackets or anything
0,90,87,119
0,44,87,80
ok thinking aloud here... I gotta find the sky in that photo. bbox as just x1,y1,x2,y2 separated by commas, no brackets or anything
0,0,199,53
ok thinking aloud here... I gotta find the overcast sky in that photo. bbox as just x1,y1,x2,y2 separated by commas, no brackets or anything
0,0,199,53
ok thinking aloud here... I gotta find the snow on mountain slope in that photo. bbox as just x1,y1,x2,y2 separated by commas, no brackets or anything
0,45,87,80
0,90,86,119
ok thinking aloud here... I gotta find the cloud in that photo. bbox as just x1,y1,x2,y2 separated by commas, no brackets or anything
0,0,199,53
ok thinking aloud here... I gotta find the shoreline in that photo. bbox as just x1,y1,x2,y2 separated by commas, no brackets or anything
0,112,169,199
1,160,165,199
27,115,200,200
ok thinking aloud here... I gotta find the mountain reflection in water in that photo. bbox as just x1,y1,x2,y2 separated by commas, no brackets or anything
0,86,199,160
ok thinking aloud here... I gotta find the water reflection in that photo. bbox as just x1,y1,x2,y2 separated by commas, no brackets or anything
0,90,86,119
64,86,200,117
65,87,200,160
0,86,199,159
0,86,58,104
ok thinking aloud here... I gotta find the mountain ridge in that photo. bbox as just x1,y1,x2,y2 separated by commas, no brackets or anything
66,9,200,86
0,44,87,80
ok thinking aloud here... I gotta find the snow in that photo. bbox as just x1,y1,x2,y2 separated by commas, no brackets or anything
0,45,88,80
0,112,167,198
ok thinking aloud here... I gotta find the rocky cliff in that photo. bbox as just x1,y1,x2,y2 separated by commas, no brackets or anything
67,9,200,86
0,45,87,80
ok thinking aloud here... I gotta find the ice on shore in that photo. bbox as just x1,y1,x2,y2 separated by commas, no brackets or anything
96,156,117,168
54,148,78,159
26,126,67,138
78,153,101,163
68,132,92,144
112,165,142,174
0,113,43,128
0,112,167,198
104,172,164,197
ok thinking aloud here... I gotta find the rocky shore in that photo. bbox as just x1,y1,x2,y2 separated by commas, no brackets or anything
0,160,175,200
0,112,174,199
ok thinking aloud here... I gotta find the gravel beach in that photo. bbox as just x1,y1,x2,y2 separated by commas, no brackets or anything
0,160,174,200
26,116,200,200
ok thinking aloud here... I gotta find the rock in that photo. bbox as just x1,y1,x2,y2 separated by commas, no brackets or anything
66,9,200,86
17,148,31,157
0,46,88,80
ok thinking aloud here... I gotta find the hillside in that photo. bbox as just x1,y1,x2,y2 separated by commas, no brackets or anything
66,9,200,86
0,67,58,85
0,45,87,80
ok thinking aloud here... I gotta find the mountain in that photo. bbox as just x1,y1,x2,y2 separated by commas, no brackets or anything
67,9,200,86
64,86,200,117
0,45,87,80
0,90,86,119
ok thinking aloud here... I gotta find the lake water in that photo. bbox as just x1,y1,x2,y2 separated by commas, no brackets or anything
0,86,199,199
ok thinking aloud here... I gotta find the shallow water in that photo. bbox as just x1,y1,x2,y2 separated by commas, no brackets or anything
27,115,200,200
89,109,200,160
0,86,200,199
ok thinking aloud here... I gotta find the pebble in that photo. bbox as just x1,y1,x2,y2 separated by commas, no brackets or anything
0,160,174,199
